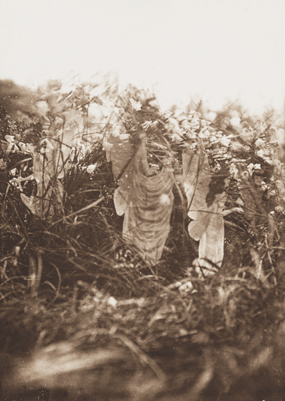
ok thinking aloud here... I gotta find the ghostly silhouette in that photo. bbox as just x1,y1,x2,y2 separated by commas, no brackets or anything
183,147,243,275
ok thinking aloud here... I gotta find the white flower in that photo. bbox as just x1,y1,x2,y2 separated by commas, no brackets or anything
247,163,261,175
86,164,97,174
229,163,239,178
107,297,117,307
190,118,200,130
129,98,142,111
220,136,231,147
255,138,264,148
181,119,190,130
256,149,264,158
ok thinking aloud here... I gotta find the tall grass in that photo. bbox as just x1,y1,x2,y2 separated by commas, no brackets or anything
1,103,285,400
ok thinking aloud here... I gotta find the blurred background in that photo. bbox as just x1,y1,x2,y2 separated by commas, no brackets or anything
1,0,285,114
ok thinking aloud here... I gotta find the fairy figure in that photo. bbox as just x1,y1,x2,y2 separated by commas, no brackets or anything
104,123,174,264
19,139,64,220
11,115,65,221
183,147,243,275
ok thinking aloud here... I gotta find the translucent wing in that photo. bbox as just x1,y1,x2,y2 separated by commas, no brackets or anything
188,214,211,241
20,146,64,219
183,148,211,221
103,121,135,216
189,191,226,270
20,193,39,216
183,148,212,242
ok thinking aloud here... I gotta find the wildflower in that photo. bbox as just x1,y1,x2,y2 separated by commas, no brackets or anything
107,297,117,307
86,164,97,174
256,149,265,158
255,138,265,148
129,98,141,111
229,163,239,178
220,136,231,147
181,119,190,130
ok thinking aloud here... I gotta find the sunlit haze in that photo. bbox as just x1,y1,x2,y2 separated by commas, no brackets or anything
1,0,285,114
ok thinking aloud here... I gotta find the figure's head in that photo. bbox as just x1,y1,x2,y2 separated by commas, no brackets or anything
252,168,267,194
252,168,265,187
206,167,231,207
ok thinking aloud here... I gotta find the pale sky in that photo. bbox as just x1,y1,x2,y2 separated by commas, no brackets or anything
1,0,285,114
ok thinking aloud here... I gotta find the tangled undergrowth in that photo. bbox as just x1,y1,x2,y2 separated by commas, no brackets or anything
1,83,285,400
0,144,285,401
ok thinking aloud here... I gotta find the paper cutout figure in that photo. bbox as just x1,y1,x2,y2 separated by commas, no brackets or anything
105,126,174,264
19,140,64,220
183,148,242,274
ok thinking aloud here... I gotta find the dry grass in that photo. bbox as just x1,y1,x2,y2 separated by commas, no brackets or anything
0,139,285,400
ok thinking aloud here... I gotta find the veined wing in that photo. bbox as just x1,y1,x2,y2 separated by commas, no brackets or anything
188,213,212,241
20,146,64,219
103,121,135,216
183,148,211,221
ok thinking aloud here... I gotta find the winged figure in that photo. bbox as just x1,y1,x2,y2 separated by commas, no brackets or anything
183,147,242,275
104,124,174,264
19,139,64,220
235,164,277,245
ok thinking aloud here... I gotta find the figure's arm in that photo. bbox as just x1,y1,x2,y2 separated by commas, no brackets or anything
9,174,35,192
14,174,35,182
222,207,244,216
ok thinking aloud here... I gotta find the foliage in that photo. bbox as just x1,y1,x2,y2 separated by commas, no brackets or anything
1,79,285,400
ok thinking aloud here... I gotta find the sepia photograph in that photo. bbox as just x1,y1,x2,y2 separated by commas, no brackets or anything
0,0,285,399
